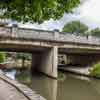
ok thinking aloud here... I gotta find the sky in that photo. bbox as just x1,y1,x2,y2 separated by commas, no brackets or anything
18,0,100,31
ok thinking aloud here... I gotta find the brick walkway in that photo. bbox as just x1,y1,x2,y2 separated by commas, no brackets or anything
0,79,28,100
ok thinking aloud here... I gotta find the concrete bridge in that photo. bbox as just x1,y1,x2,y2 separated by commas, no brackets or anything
1,25,100,78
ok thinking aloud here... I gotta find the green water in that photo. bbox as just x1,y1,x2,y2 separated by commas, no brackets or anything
5,70,100,100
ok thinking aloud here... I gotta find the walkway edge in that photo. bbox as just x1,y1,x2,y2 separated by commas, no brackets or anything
0,70,46,100
58,67,100,79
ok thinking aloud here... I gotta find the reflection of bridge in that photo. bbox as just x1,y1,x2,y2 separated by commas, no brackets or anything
1,25,100,78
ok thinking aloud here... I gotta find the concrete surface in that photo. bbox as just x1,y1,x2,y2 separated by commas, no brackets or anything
0,79,28,100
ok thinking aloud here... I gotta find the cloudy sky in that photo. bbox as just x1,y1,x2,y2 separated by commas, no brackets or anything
19,0,100,31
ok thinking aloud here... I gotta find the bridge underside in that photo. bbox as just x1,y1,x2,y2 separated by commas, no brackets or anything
59,48,100,65
0,39,100,78
0,40,58,78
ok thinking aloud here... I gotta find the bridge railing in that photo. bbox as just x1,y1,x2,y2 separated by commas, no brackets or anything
17,28,55,40
0,26,100,45
0,27,12,37
59,33,100,45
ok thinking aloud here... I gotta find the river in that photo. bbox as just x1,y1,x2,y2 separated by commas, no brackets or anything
4,69,100,100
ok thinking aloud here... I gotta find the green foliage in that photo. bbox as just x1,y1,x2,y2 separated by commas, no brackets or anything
16,53,31,60
58,71,66,81
0,0,80,23
0,52,6,63
90,28,100,37
62,21,88,35
90,62,100,77
16,53,31,68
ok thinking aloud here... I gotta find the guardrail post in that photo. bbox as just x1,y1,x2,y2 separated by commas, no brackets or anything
54,29,59,40
12,24,18,38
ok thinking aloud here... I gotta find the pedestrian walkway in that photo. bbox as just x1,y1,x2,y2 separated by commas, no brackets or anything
0,70,46,100
59,66,90,75
0,79,28,100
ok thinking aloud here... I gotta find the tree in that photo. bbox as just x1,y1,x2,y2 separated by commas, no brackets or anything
0,0,80,23
62,21,88,35
90,28,100,37
16,53,31,68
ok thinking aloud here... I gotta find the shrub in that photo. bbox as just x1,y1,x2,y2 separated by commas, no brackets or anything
90,62,100,77
0,52,6,63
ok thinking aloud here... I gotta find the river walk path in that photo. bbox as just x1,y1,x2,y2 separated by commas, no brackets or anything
59,66,90,76
0,79,28,100
0,70,45,100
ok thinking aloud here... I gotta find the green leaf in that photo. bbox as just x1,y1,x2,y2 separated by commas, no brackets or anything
0,0,80,23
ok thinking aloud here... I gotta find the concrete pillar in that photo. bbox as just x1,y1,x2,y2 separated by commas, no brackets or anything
31,46,58,78
41,46,58,78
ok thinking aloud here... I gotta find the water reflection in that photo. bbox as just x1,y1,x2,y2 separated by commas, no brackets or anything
4,69,100,100
57,74,100,100
90,78,100,95
29,74,58,100
5,69,16,80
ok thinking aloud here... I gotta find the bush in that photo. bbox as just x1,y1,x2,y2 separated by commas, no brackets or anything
90,62,100,77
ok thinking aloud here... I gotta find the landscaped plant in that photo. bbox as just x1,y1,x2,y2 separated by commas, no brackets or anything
90,62,100,77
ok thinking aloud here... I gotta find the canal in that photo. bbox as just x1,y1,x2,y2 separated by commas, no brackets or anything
4,69,100,100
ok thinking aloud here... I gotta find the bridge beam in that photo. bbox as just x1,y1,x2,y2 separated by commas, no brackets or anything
31,46,58,78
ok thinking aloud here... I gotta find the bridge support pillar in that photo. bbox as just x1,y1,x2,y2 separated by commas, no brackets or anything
31,46,58,78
